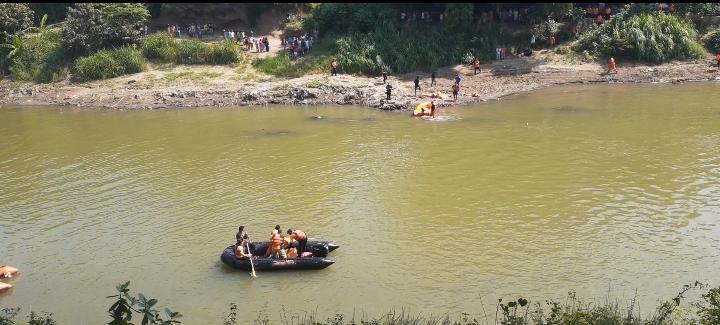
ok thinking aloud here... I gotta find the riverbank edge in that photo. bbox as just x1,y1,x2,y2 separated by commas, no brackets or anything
1,59,719,111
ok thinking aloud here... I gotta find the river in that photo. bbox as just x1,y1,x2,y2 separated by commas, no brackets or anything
1,83,719,324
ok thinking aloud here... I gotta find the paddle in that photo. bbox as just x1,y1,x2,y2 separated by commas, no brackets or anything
246,242,257,277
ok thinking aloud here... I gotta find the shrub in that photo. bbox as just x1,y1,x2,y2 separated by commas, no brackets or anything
9,30,70,83
74,46,146,81
141,33,176,61
0,3,34,43
62,3,150,56
253,54,327,78
175,39,210,64
208,41,241,65
574,9,706,63
702,28,720,53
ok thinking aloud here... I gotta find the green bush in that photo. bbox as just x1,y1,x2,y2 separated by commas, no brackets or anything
702,28,720,53
74,47,146,81
175,39,210,64
208,41,241,65
574,9,707,63
62,3,150,56
9,30,70,83
141,33,176,61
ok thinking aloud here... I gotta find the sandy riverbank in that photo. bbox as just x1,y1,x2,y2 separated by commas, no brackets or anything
2,51,719,111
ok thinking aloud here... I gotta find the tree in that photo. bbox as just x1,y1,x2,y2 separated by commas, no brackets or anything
61,3,150,56
0,3,34,43
445,3,473,34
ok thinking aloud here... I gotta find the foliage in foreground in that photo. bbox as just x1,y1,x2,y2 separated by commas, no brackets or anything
3,282,720,324
73,47,146,81
142,33,242,65
574,9,706,63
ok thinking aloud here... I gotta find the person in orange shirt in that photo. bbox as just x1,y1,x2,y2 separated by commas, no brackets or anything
474,58,481,75
287,229,308,254
267,229,284,258
608,57,617,74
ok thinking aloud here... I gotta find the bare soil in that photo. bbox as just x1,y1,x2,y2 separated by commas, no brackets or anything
2,49,719,111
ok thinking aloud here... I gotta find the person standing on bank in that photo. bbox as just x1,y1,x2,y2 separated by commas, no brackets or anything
474,58,481,75
414,76,420,96
382,69,388,84
331,59,338,76
431,71,436,87
386,83,393,100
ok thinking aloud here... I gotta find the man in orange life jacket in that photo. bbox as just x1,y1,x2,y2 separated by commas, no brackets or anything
268,229,284,259
287,229,308,254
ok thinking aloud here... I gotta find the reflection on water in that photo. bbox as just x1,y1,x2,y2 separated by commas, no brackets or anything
1,82,719,324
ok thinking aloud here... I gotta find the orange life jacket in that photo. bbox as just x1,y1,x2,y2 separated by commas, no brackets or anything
270,234,284,250
291,230,307,241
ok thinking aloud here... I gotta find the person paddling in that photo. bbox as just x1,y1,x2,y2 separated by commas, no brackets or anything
234,235,251,259
236,225,248,245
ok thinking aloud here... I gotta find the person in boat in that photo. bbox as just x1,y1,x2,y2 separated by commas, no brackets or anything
268,229,284,259
287,229,308,254
234,235,251,260
235,225,248,245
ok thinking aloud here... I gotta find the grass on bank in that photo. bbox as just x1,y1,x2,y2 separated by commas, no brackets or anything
73,46,146,81
142,33,243,65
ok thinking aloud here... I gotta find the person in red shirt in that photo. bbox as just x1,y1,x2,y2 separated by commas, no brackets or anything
608,57,617,74
714,54,720,68
452,83,460,101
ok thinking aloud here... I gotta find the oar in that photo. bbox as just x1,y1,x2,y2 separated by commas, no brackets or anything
246,242,257,277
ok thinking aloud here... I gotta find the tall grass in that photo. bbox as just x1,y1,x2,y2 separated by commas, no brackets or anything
574,10,706,63
258,23,531,77
141,33,241,65
73,46,146,81
9,29,70,83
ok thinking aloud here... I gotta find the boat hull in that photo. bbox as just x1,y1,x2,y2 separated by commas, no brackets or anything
221,246,334,271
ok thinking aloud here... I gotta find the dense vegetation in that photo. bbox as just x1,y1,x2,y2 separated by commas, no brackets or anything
2,3,720,82
574,8,706,62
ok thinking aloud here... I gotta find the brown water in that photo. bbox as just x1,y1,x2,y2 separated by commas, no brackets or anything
1,83,719,324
